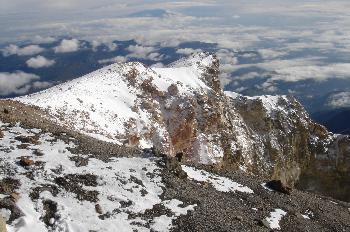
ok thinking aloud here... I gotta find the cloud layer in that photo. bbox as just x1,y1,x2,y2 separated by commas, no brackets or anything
126,45,163,60
2,0,350,107
98,56,127,64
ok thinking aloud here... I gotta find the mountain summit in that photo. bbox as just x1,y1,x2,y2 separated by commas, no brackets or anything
17,53,350,200
0,53,349,231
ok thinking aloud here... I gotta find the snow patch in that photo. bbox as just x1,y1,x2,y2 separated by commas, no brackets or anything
261,183,274,192
264,209,287,230
181,165,253,194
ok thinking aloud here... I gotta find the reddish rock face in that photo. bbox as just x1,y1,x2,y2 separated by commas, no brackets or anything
170,121,195,153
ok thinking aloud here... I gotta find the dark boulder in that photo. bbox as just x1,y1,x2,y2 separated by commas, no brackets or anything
266,180,292,195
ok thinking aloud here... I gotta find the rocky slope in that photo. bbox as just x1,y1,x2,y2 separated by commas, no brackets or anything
0,111,349,231
0,52,349,231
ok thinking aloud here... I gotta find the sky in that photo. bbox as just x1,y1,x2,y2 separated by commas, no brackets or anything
1,0,350,109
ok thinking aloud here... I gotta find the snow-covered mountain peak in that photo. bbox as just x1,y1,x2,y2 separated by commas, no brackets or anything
15,53,350,194
16,53,219,150
169,52,216,69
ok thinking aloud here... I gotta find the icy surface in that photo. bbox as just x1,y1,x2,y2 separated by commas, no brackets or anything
0,123,195,232
181,165,253,194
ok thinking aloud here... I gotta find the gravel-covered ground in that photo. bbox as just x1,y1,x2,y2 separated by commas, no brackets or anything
1,99,350,232
162,162,350,232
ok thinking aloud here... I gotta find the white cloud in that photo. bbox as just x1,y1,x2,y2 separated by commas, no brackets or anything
235,86,247,92
126,44,163,60
215,49,239,81
98,56,127,64
220,63,237,74
272,63,350,82
91,40,101,51
258,49,288,60
0,71,52,96
0,71,45,96
54,39,80,53
2,44,44,56
147,52,164,61
219,72,232,87
127,45,156,58
90,40,117,52
216,49,238,64
106,42,118,51
327,92,350,108
229,58,350,83
258,80,278,93
2,1,350,99
176,48,202,55
26,55,55,68
151,62,164,68
32,81,52,89
235,72,261,81
1,0,350,57
32,35,56,44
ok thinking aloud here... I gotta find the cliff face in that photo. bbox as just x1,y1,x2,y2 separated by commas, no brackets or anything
297,134,350,201
16,53,350,201
226,93,350,201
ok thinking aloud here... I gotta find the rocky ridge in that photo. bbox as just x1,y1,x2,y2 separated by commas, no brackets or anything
15,52,350,202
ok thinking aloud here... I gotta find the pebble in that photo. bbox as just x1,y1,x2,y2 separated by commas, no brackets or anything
49,218,55,225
